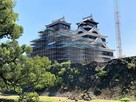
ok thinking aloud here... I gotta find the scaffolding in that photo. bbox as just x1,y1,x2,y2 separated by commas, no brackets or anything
31,16,114,64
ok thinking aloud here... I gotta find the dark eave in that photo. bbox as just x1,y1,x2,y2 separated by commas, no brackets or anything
76,20,99,25
84,19,99,24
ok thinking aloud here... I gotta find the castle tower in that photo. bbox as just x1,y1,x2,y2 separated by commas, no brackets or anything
31,16,114,63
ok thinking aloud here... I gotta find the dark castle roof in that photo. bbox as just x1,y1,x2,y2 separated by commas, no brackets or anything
46,17,71,28
77,15,99,25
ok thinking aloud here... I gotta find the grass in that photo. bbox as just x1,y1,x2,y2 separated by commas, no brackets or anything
0,95,136,102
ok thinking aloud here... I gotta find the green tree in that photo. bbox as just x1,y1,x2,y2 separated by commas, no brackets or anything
0,0,56,99
0,0,23,39
51,61,79,89
0,0,27,92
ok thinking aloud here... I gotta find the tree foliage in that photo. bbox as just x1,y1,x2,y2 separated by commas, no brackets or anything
0,0,56,97
51,61,79,89
18,92,39,102
0,0,23,39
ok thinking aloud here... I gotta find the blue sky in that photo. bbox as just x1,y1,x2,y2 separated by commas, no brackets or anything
14,0,136,57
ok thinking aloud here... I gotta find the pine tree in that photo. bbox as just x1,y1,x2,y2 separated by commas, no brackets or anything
0,0,56,97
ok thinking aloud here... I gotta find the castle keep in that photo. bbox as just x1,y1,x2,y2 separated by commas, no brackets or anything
31,16,114,63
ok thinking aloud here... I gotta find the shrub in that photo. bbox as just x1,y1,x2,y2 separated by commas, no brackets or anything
120,97,130,102
96,70,107,79
18,92,39,102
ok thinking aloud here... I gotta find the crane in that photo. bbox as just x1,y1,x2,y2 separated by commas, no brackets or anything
114,0,122,58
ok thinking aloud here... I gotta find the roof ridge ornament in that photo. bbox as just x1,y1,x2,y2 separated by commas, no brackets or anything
90,14,93,19
83,15,93,21
52,16,65,23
